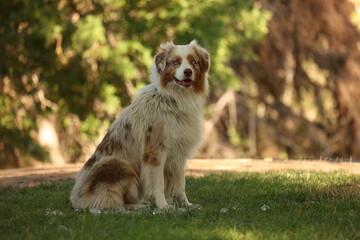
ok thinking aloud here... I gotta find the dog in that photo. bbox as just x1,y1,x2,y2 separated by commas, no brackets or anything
70,40,210,210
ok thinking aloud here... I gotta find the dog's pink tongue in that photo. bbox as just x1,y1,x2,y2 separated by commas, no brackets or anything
181,80,193,87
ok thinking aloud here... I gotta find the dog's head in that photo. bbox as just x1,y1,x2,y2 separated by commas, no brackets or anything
151,40,210,94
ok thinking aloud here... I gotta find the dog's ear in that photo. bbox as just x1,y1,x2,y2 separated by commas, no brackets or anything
155,51,166,74
155,41,174,73
198,50,210,73
160,41,174,51
192,41,210,73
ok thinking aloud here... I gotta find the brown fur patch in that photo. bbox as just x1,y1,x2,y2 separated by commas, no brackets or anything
186,54,198,65
192,46,210,94
88,157,137,193
155,51,166,73
142,152,161,166
193,46,210,73
172,55,182,65
193,68,206,94
142,124,165,166
186,53,206,94
160,55,182,89
155,46,175,74
160,68,174,89
97,130,122,155
84,155,97,168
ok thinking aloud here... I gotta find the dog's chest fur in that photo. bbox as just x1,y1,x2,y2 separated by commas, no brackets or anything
110,84,203,166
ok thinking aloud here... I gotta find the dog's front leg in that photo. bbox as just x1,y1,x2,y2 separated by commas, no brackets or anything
140,123,172,209
141,153,169,209
166,159,191,207
176,174,191,207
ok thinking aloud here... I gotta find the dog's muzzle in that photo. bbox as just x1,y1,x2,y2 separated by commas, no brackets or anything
174,77,193,88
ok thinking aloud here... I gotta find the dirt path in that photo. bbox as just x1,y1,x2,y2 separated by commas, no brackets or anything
0,159,359,188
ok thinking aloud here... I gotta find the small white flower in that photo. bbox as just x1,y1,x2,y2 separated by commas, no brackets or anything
232,205,243,211
115,206,127,214
190,204,203,211
102,210,114,214
46,208,64,216
220,207,228,213
89,208,102,215
177,208,187,214
261,205,270,211
58,225,68,230
152,208,163,215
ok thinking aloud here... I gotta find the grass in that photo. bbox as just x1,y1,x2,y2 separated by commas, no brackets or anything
1,171,360,240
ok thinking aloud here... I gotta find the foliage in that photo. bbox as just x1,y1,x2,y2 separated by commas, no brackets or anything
1,171,360,239
0,0,270,166
2,0,360,167
251,0,360,159
201,0,360,159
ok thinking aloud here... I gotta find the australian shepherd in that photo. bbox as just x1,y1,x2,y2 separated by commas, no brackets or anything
70,40,210,210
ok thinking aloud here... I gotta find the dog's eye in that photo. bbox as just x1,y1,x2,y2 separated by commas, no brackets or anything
191,60,197,65
172,60,180,65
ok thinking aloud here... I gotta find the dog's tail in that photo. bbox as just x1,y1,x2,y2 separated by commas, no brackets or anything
70,156,139,210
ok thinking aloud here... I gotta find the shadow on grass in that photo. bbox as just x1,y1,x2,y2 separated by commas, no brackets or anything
1,171,360,240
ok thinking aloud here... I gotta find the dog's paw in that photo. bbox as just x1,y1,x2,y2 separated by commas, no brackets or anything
162,203,176,211
179,199,196,208
179,202,191,208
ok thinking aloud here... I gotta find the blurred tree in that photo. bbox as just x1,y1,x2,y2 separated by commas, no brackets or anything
0,0,269,168
206,0,360,159
3,0,358,168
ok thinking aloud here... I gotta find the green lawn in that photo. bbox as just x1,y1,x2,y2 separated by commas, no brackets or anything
1,171,360,240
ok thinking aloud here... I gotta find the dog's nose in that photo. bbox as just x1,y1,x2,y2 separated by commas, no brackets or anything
184,68,193,78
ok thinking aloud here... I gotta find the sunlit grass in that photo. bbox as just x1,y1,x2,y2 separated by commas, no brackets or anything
1,171,359,240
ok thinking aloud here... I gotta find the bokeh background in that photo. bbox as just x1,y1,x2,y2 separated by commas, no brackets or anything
1,0,360,168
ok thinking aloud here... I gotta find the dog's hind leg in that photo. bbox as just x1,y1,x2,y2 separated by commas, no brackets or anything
71,157,139,210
